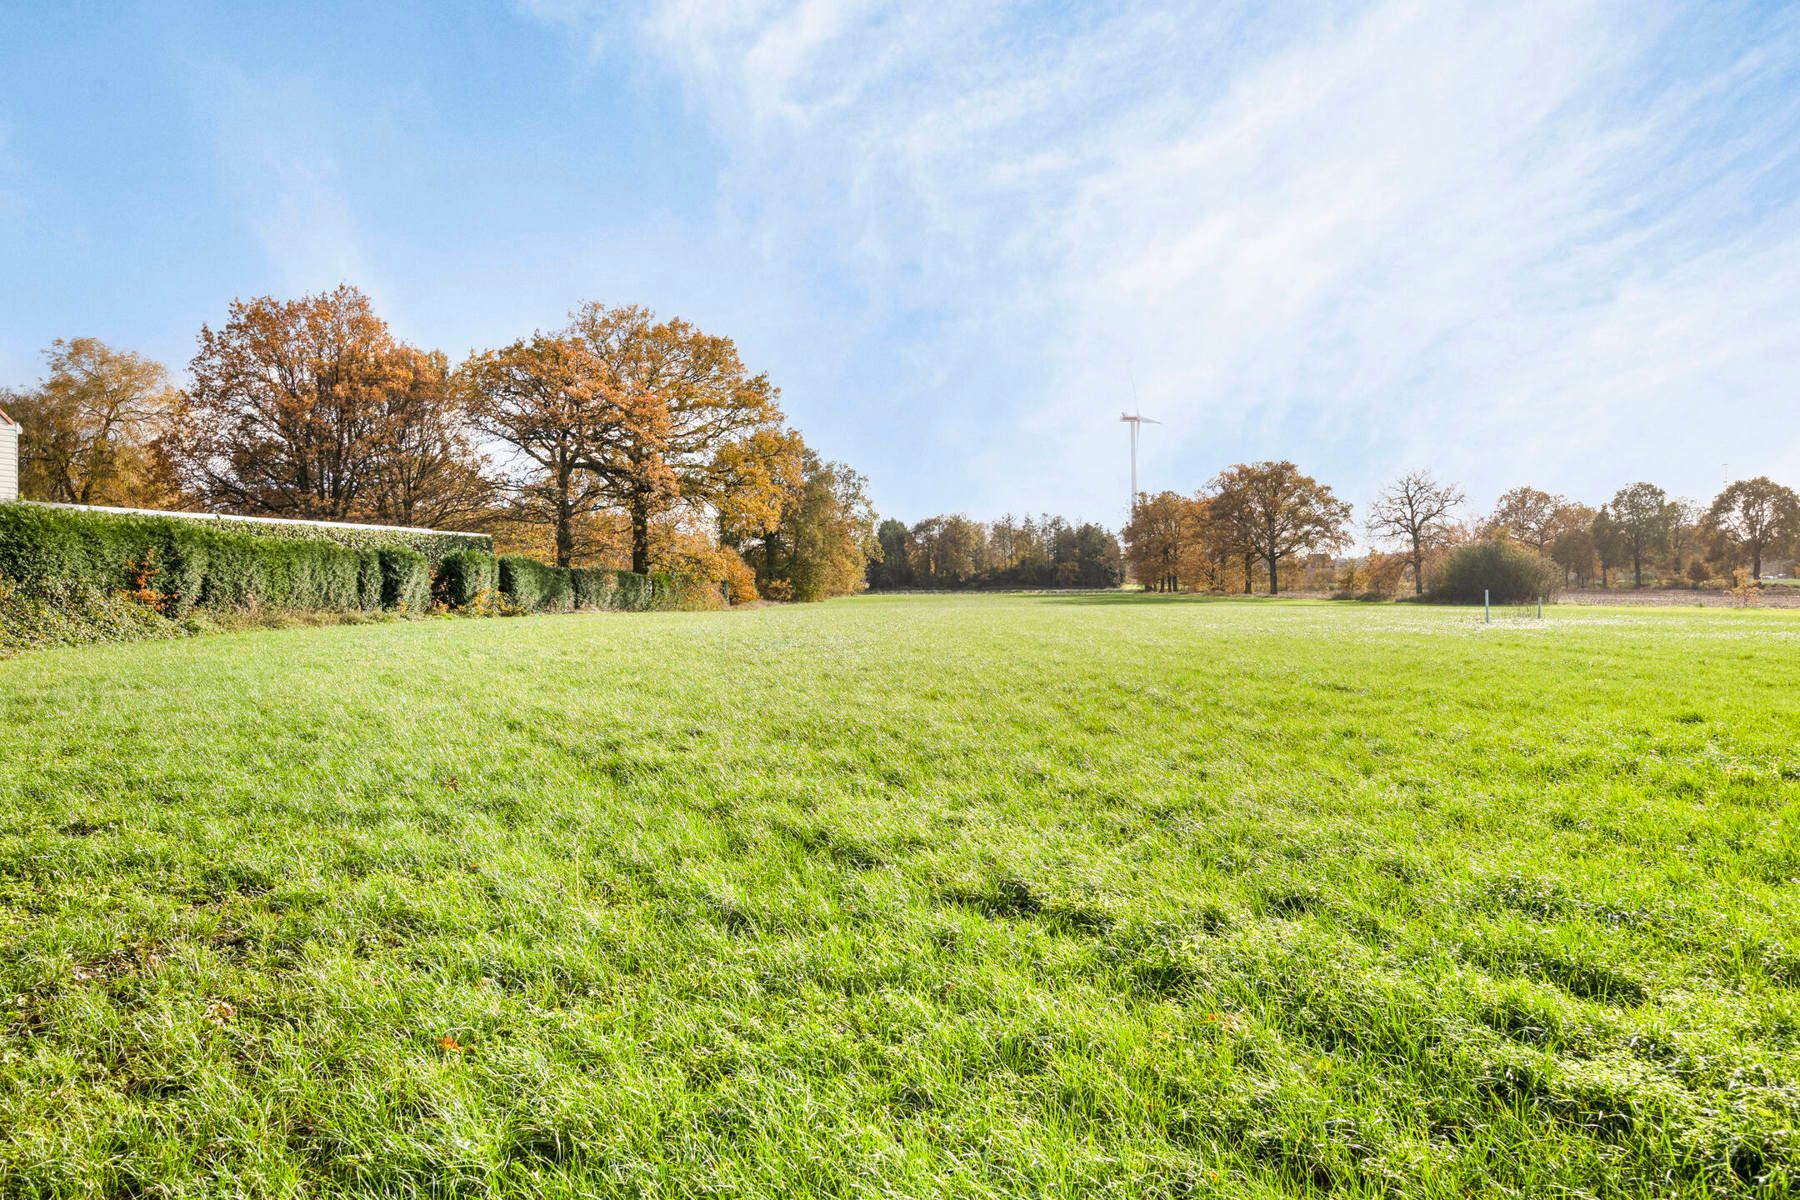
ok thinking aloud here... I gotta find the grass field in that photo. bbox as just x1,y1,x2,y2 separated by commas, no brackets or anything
2,595,1797,1198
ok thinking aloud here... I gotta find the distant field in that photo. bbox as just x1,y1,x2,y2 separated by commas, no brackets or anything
1,595,1796,1198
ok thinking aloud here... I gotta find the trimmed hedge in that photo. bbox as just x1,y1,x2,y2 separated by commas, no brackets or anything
502,559,673,613
357,550,384,612
379,547,432,612
0,502,373,615
499,556,574,614
570,567,615,610
25,502,489,565
436,549,500,610
1,504,692,643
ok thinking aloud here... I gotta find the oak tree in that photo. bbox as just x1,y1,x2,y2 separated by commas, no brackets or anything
460,333,661,567
565,303,782,573
1608,482,1676,588
180,286,410,520
10,338,184,507
1213,461,1352,595
1366,470,1465,594
1708,477,1799,581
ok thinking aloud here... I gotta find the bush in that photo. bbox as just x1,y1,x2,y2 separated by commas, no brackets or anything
379,548,431,612
570,567,617,610
357,550,384,611
499,556,573,613
612,570,658,611
1429,540,1560,604
435,549,500,611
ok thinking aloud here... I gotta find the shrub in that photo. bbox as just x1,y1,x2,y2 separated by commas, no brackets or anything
570,567,617,610
612,570,658,611
436,549,500,611
357,550,384,611
1429,540,1560,604
379,548,431,612
499,556,573,613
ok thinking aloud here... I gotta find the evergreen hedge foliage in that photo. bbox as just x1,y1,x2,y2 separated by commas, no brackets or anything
435,549,500,610
499,556,573,613
0,503,688,649
357,550,384,612
378,547,432,612
0,502,370,614
26,503,490,565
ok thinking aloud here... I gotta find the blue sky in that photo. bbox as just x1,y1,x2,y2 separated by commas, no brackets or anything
3,1,1797,530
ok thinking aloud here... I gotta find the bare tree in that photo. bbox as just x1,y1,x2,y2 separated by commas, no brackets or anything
1366,470,1465,594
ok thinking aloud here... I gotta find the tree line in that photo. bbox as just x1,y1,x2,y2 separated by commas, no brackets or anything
0,287,877,603
866,513,1123,590
1125,462,1800,597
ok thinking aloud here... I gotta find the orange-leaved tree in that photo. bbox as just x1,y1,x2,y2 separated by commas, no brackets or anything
565,303,783,573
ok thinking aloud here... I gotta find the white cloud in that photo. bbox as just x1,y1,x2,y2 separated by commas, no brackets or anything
192,67,382,303
528,0,1800,526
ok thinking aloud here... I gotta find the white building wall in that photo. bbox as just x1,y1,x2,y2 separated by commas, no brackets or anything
0,417,18,502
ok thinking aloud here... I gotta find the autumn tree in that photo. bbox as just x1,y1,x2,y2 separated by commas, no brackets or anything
1608,482,1677,587
1708,477,1799,581
9,338,184,507
1212,461,1351,595
1123,491,1197,592
1550,527,1599,586
909,515,984,585
1486,486,1569,554
367,348,495,529
735,452,877,601
1366,470,1465,594
564,303,782,573
461,334,659,566
179,286,418,520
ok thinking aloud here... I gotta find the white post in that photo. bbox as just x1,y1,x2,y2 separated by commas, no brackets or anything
1484,589,1490,623
1537,595,1543,620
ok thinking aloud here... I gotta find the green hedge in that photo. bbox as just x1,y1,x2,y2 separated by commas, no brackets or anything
35,505,491,565
357,550,384,612
379,547,432,612
500,560,673,613
436,549,500,610
499,556,573,613
0,502,414,616
2,504,693,637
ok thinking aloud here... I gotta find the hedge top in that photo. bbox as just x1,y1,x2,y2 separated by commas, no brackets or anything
15,501,489,562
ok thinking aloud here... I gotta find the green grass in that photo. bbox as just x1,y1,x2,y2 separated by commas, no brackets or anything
2,594,1797,1198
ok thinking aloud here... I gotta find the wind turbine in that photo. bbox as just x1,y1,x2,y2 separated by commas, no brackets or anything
1120,411,1159,517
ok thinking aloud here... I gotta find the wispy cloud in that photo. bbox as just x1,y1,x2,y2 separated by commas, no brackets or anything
532,1,1800,523
191,66,380,303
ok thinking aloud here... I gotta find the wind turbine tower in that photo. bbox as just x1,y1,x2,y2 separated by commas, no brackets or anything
1120,411,1160,516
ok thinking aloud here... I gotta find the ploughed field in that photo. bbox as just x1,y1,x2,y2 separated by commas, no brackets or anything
1,594,1796,1198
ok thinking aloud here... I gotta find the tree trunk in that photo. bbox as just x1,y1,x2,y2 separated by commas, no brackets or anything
1266,553,1280,596
554,498,574,569
1752,546,1762,580
630,499,651,574
1632,550,1643,588
1242,554,1254,595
